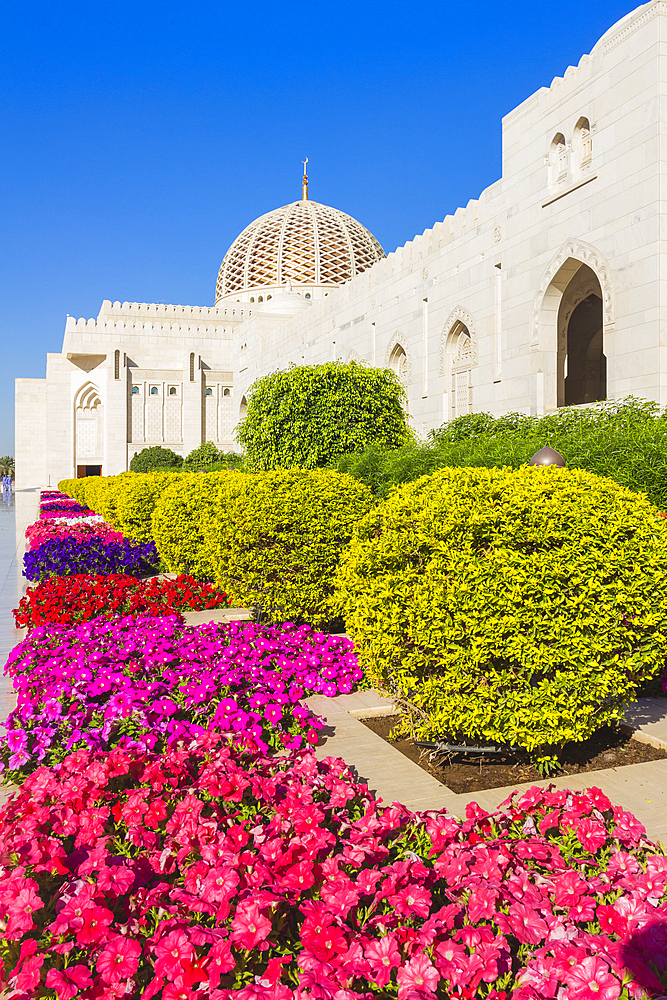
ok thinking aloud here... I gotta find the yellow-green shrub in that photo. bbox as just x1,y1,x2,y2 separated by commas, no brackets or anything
57,479,81,500
151,472,251,581
333,465,667,757
206,469,374,625
80,474,135,526
113,472,178,542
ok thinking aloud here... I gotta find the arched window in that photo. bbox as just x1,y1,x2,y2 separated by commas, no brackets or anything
389,343,409,383
446,322,475,419
239,395,248,418
574,117,592,166
305,293,311,299
150,386,158,395
131,386,140,395
205,387,213,396
258,296,263,303
250,297,254,303
267,294,272,300
550,132,568,183
169,386,177,396
223,388,230,397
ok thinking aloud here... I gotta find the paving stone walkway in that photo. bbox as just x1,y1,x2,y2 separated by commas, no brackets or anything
307,690,667,846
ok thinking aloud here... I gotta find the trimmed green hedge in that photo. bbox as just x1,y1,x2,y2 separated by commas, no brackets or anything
334,465,667,764
205,469,374,625
151,472,251,582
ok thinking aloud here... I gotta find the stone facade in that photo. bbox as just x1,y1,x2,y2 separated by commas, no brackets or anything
16,1,667,487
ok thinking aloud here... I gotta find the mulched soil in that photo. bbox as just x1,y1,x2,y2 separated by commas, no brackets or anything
360,714,667,794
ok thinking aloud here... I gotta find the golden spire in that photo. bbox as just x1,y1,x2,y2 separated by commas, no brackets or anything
302,158,309,201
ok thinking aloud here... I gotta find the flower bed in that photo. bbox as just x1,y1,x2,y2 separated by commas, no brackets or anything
13,573,230,629
1,742,667,998
25,519,124,551
0,617,360,781
23,535,159,581
3,485,665,998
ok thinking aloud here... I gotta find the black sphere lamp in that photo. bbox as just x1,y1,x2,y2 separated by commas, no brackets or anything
529,446,566,468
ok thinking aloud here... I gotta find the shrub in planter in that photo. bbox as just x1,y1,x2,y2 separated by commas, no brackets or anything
206,468,374,626
152,471,252,581
183,440,224,471
334,465,667,762
114,471,178,543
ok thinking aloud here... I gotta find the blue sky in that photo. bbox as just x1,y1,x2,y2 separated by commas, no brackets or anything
0,0,632,456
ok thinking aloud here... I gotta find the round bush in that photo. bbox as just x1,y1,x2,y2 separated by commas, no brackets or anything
151,471,252,581
333,465,667,756
207,469,374,625
130,445,182,473
236,360,411,469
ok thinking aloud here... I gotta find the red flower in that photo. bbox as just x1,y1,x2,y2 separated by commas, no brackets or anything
154,929,195,978
77,903,114,944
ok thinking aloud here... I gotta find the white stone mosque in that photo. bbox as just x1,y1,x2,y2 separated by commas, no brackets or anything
15,0,667,487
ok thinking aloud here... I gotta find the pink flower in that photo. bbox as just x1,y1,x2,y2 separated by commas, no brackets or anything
566,956,621,1000
77,902,114,944
154,928,195,978
4,882,43,938
553,870,586,907
503,901,549,945
389,884,432,919
364,935,401,987
97,935,141,983
230,900,272,949
45,966,94,1000
577,816,608,853
206,939,236,988
468,884,499,921
396,953,440,997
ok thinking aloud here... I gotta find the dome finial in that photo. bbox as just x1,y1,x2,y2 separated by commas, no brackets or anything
302,158,309,201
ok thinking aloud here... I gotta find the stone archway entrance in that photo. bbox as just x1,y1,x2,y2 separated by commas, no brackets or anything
556,263,605,407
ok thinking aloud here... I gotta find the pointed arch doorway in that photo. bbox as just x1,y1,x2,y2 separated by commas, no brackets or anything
556,263,605,407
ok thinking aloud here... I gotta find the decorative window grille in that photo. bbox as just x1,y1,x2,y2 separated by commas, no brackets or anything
449,326,474,419
189,353,195,382
114,350,120,380
575,117,592,165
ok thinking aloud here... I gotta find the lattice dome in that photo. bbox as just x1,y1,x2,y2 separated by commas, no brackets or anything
215,200,386,302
